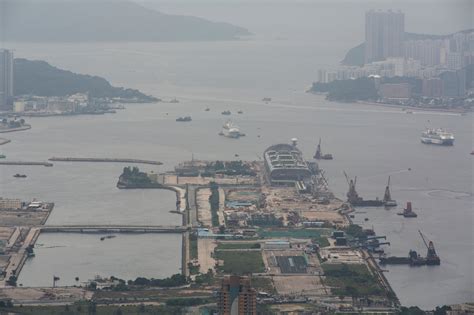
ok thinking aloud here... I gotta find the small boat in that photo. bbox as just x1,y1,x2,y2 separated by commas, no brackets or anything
13,174,27,178
205,108,210,112
176,116,192,122
0,154,5,159
364,218,369,221
221,110,231,115
170,98,179,103
100,235,116,241
262,97,272,102
237,110,243,114
406,111,413,114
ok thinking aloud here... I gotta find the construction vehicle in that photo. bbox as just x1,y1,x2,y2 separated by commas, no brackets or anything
344,171,384,207
383,176,397,207
419,230,440,265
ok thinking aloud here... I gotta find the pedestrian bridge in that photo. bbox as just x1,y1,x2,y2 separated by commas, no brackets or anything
40,225,189,234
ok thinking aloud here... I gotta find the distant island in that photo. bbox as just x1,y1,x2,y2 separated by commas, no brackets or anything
342,30,471,66
1,0,250,42
14,59,158,102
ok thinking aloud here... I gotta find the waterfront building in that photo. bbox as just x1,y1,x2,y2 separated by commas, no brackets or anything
379,83,412,99
218,276,257,315
0,198,22,210
316,69,327,83
422,78,443,97
264,142,311,186
0,49,14,111
365,10,405,63
446,52,464,70
439,69,466,97
13,101,25,113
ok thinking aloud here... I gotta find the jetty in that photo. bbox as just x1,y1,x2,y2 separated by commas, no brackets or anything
40,224,188,233
0,161,53,167
49,157,162,165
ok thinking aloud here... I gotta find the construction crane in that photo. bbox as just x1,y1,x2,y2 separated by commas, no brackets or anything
344,171,359,203
418,230,440,265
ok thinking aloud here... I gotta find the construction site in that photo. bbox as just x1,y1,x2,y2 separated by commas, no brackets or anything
140,139,404,313
0,140,443,313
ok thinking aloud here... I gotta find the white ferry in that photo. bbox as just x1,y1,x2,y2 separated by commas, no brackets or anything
219,120,244,138
421,128,454,146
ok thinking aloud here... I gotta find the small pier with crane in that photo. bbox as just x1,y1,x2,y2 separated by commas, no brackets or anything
344,171,384,207
397,202,417,217
313,138,333,160
379,230,440,266
383,176,397,207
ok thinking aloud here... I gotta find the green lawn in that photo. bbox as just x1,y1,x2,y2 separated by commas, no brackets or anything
189,233,198,259
215,250,265,274
216,242,261,250
322,263,384,297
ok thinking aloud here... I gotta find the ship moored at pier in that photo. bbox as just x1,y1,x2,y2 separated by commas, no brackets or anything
421,128,454,145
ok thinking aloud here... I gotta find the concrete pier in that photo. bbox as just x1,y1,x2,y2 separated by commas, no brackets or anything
49,157,162,165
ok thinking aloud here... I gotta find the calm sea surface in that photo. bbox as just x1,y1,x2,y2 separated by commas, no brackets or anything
0,39,472,307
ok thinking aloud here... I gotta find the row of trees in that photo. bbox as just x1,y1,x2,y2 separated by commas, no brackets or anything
209,182,220,227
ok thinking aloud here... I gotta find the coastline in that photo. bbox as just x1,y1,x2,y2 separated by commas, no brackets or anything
0,125,32,133
0,138,11,145
357,100,468,114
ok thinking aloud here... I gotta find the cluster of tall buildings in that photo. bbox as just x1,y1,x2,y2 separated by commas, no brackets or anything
0,49,14,111
365,10,405,63
317,10,473,99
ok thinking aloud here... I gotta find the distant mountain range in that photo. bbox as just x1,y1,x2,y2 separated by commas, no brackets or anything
0,0,250,42
342,29,473,66
14,58,158,102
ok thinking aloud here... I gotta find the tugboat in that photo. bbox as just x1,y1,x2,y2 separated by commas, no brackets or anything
13,174,27,178
421,128,454,145
221,110,231,115
397,202,417,217
313,138,333,160
176,116,192,122
383,176,397,207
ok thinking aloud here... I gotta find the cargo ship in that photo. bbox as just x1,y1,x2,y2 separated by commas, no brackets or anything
421,128,454,145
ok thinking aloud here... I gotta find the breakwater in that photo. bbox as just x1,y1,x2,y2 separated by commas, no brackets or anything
49,157,162,165
0,161,53,167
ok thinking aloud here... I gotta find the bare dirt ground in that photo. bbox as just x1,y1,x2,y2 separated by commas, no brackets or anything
163,174,257,186
196,188,212,227
0,210,49,226
0,287,92,303
198,238,216,273
273,275,327,296
320,248,365,264
301,210,348,225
